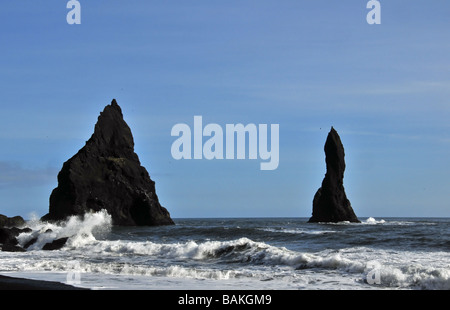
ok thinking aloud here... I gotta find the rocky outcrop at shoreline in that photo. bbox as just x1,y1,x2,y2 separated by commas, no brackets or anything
0,214,68,252
0,215,29,252
0,214,25,228
308,127,360,223
41,99,174,226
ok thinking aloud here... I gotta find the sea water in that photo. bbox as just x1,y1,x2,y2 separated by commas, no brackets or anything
0,211,449,290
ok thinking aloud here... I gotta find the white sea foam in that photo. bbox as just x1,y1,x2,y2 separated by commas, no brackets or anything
321,217,417,226
363,217,432,226
2,239,449,289
319,217,386,225
362,217,386,224
341,247,450,289
16,209,112,250
259,228,338,235
2,216,448,290
72,238,450,288
79,237,302,265
369,261,450,289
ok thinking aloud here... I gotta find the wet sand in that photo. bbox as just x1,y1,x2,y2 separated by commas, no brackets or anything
0,275,88,290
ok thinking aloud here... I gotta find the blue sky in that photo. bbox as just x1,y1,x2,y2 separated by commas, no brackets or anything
0,1,449,219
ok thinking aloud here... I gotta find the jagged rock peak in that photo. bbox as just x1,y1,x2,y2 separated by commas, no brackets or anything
87,99,134,157
322,126,347,180
308,127,360,223
42,99,174,226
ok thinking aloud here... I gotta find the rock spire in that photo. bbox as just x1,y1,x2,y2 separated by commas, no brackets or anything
308,127,359,223
42,99,174,226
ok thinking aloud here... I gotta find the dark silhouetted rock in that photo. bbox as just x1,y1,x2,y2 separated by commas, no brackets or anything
23,237,38,249
0,227,31,252
42,237,69,251
1,244,26,252
0,227,31,244
41,99,174,226
0,214,26,228
0,216,30,251
308,127,360,223
0,274,89,290
0,228,19,246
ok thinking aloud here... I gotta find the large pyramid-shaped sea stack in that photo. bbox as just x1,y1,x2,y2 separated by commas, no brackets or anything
42,99,174,226
308,127,359,223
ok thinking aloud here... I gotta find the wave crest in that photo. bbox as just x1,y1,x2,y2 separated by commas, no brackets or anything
17,210,112,250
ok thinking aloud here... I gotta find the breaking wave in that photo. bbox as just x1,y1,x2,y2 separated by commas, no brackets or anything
5,235,450,289
73,236,450,289
3,214,448,290
363,217,386,224
16,210,112,250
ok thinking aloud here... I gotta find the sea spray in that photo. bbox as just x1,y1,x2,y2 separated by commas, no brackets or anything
65,210,112,248
16,210,112,250
79,237,303,265
3,217,449,290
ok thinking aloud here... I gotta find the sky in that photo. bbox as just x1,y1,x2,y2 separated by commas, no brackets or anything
0,1,449,219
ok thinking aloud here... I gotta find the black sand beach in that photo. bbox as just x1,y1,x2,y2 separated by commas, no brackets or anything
0,275,88,290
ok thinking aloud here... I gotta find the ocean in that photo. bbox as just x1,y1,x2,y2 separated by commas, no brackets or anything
0,211,449,290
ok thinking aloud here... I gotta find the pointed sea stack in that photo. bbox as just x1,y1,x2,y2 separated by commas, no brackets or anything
42,99,174,226
308,127,360,223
